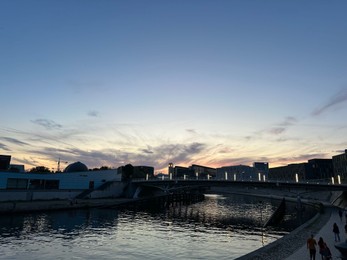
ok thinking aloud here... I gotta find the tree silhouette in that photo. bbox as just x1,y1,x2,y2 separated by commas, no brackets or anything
29,166,51,173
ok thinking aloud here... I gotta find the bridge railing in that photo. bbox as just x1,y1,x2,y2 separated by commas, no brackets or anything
131,175,342,186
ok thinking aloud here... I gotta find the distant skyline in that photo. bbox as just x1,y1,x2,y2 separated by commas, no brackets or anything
1,1,347,173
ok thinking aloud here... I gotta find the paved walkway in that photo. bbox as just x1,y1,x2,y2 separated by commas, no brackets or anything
286,208,346,260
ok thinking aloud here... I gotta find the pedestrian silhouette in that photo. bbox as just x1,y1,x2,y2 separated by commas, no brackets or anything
318,237,332,260
307,234,317,260
333,222,340,242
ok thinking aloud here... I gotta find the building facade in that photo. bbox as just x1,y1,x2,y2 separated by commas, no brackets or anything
216,165,257,180
269,163,309,181
333,150,347,179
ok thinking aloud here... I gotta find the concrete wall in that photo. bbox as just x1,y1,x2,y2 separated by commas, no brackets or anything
0,190,81,202
90,182,126,199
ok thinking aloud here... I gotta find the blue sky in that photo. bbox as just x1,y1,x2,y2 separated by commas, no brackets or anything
1,0,346,173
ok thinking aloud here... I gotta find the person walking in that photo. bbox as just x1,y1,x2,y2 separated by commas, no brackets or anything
318,237,332,260
333,222,340,242
307,234,317,260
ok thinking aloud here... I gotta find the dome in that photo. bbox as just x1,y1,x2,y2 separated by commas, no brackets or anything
64,161,88,172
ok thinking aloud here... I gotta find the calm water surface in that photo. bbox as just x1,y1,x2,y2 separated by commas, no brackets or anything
0,194,316,259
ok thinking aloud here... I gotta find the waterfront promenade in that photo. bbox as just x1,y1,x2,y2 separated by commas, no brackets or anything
0,189,345,259
286,207,343,260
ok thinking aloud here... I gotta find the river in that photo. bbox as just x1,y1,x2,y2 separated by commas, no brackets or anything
0,193,316,259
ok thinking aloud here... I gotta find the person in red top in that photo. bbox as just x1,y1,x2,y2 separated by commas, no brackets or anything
307,234,317,260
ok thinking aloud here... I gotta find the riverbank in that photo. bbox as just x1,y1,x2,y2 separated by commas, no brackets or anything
0,187,343,259
0,197,133,214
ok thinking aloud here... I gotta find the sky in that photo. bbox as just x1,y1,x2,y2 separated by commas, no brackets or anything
0,0,347,173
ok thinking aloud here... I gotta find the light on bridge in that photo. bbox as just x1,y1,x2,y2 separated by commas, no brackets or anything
263,175,266,182
184,174,186,180
225,172,228,180
234,173,236,181
338,175,341,184
295,173,299,183
332,177,335,185
146,174,148,181
258,173,261,181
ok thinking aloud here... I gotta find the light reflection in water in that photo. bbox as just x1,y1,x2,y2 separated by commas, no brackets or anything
0,193,316,260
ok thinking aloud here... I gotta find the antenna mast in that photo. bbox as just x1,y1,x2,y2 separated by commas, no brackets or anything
57,158,60,172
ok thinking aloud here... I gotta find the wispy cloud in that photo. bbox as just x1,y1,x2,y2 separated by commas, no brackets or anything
279,116,297,126
25,142,207,172
31,119,62,130
312,88,347,116
268,127,286,135
88,110,99,117
0,143,10,151
1,137,28,146
265,116,297,136
272,153,328,165
141,148,154,154
186,129,197,134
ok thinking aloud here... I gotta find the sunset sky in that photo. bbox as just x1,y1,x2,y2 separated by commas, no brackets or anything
1,1,347,173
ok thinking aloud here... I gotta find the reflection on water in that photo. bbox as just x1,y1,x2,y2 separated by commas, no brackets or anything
0,193,316,260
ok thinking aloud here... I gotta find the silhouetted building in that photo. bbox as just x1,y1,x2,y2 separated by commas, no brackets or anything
270,158,335,182
269,163,309,181
133,166,154,179
64,162,88,172
0,155,11,170
173,166,194,178
217,165,257,180
168,163,174,177
118,164,154,180
253,162,269,178
307,159,333,180
333,149,347,179
190,164,216,179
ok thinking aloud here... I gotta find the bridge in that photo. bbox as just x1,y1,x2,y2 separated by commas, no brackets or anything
121,178,347,200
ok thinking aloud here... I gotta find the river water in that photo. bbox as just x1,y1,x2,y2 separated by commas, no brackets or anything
0,193,316,259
